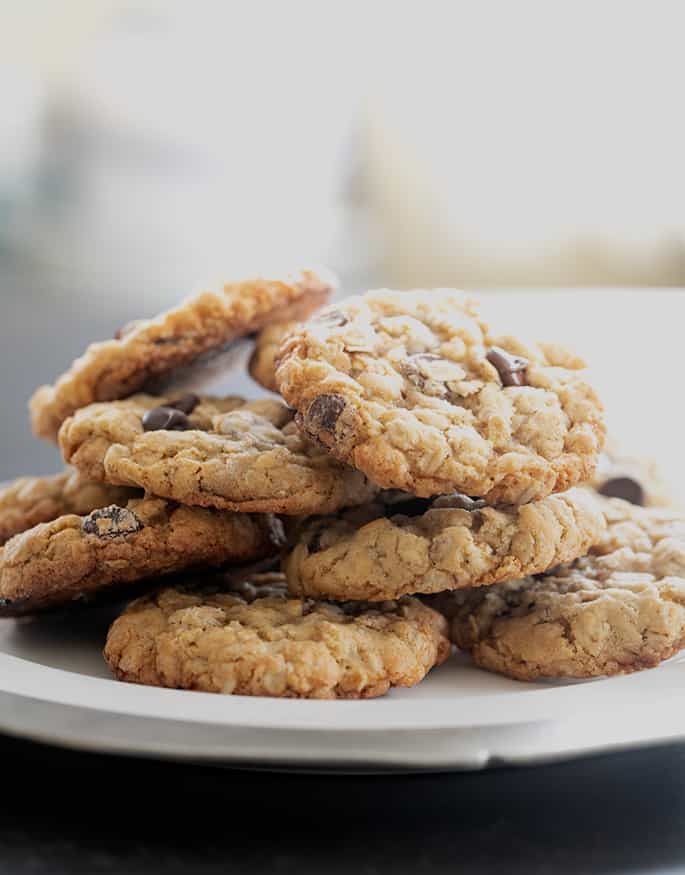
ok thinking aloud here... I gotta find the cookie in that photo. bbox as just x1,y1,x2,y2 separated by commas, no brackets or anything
30,268,334,441
284,488,605,602
588,440,673,508
0,469,138,545
0,498,284,616
445,499,685,680
103,571,450,698
249,321,296,392
59,394,377,515
276,289,605,503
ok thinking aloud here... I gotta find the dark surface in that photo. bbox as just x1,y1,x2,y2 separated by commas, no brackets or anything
0,733,683,874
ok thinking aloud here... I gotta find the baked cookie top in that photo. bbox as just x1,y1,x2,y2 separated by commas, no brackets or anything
249,321,297,392
0,498,284,617
0,469,138,546
276,289,605,503
30,268,333,441
104,571,450,699
59,394,377,515
284,488,605,602
445,499,685,680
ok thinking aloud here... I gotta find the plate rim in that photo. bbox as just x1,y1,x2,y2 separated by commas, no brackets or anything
1,649,684,733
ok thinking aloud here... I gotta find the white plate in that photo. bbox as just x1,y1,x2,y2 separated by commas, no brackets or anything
2,289,684,770
3,604,685,771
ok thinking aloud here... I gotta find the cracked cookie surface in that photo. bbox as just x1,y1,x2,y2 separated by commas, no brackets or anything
276,289,605,503
0,498,284,616
284,488,605,601
0,469,138,545
59,394,377,515
444,499,685,680
30,268,334,441
104,571,450,698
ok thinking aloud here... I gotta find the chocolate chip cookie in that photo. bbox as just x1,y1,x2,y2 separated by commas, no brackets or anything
276,289,605,503
444,498,685,680
104,571,450,698
0,469,138,545
284,488,605,601
0,498,284,616
59,394,377,515
30,268,334,441
248,321,297,392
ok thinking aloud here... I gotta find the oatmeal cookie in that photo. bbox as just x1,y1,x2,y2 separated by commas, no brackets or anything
0,469,138,545
104,571,450,698
284,488,605,601
30,268,334,441
446,499,685,679
276,289,605,503
59,394,377,515
0,498,284,616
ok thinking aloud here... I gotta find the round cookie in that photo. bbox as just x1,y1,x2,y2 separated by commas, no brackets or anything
276,289,605,503
588,440,673,508
0,469,139,545
59,394,377,515
445,499,685,680
30,268,334,441
0,498,284,616
284,488,605,602
104,571,450,699
249,321,297,392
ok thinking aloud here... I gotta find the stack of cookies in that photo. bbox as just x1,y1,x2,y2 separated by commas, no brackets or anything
2,272,684,698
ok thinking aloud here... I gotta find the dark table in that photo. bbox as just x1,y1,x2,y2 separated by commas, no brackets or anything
0,733,683,874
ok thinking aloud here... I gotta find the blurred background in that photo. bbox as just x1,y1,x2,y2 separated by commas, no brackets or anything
1,0,684,480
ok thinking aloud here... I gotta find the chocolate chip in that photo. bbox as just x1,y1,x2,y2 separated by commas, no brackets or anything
168,393,200,414
142,406,190,431
598,476,645,506
313,309,348,328
304,394,346,435
432,493,487,511
486,347,528,387
81,506,143,538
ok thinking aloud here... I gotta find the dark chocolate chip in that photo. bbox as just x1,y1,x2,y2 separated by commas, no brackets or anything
81,505,143,538
168,393,200,414
486,347,529,387
312,309,348,328
305,394,346,434
598,476,645,506
142,406,190,431
432,493,487,511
